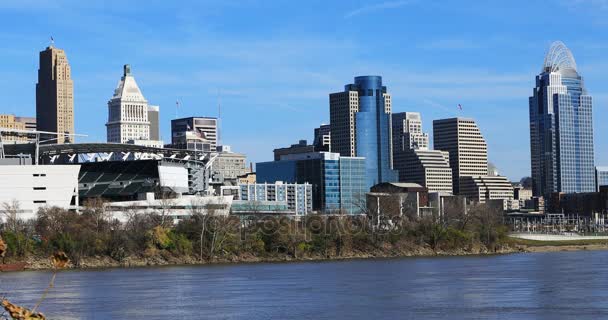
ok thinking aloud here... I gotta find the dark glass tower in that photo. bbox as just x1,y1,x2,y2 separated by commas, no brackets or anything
529,41,595,197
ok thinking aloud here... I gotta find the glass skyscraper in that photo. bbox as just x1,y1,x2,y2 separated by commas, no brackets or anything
329,76,398,190
529,41,595,197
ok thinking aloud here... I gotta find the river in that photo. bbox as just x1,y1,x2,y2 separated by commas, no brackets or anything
1,251,608,319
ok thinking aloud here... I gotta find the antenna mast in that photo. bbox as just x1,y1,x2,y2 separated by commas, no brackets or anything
217,89,221,147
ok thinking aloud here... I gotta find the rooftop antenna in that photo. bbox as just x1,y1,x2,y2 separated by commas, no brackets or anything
50,36,54,47
217,89,221,147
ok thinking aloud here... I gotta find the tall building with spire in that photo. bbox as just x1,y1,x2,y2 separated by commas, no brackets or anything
329,76,397,189
106,65,162,147
529,41,595,197
36,45,74,144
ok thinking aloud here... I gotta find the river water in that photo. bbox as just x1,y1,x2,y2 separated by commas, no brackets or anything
1,251,608,319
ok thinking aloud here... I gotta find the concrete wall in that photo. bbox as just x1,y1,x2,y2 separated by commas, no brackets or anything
0,164,81,220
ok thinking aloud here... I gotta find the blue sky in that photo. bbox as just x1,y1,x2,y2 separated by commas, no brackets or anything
0,0,607,181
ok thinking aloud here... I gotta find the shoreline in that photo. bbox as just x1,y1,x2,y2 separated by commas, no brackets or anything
6,241,608,272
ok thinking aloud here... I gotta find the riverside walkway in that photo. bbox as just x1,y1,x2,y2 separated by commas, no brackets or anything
510,233,608,241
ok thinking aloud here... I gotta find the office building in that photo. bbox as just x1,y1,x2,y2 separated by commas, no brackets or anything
402,149,453,194
596,167,608,191
170,117,217,152
392,112,429,151
257,152,366,214
238,182,312,215
36,45,74,144
459,175,514,209
0,115,36,143
433,118,488,194
211,146,249,183
330,76,397,188
106,65,163,147
273,140,315,161
148,105,160,141
392,112,452,193
313,124,331,152
529,41,595,197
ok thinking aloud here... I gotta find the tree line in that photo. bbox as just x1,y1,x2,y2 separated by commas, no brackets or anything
0,198,510,267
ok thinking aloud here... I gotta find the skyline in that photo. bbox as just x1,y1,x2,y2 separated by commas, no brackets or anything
1,1,608,181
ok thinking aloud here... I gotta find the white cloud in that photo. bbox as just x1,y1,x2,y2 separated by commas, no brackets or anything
417,38,482,50
344,0,414,18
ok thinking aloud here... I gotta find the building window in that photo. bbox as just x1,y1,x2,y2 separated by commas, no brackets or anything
33,187,47,190
33,200,47,204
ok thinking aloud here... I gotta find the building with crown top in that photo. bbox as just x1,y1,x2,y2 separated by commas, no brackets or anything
106,65,162,147
529,41,595,197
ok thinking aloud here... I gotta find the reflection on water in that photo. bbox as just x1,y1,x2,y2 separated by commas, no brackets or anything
1,251,608,319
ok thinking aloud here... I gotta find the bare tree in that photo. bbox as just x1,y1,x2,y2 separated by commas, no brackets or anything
82,197,111,234
155,190,176,226
189,197,211,261
2,199,21,233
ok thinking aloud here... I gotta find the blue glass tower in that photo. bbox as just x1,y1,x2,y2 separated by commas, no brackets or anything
257,152,366,214
330,76,398,190
529,41,595,197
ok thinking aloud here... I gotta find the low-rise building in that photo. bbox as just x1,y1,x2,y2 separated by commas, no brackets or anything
237,172,256,185
367,182,429,218
257,152,366,214
513,184,533,209
104,194,233,224
549,187,608,216
211,146,249,184
238,182,312,215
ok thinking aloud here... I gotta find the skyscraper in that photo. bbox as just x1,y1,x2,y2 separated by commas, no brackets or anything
106,65,161,147
392,112,452,194
433,118,488,194
36,45,74,144
329,76,397,188
529,41,595,197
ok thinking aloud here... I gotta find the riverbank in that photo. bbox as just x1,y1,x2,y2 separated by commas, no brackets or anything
507,237,608,253
4,245,513,271
5,239,606,271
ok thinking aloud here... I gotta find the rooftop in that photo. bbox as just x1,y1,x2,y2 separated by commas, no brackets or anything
542,41,578,74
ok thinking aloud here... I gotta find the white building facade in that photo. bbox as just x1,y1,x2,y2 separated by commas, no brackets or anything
0,165,81,221
238,182,312,215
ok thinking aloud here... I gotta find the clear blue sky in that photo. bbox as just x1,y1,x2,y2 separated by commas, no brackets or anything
0,0,607,181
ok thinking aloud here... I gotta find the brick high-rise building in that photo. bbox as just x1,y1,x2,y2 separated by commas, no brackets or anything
36,45,74,144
